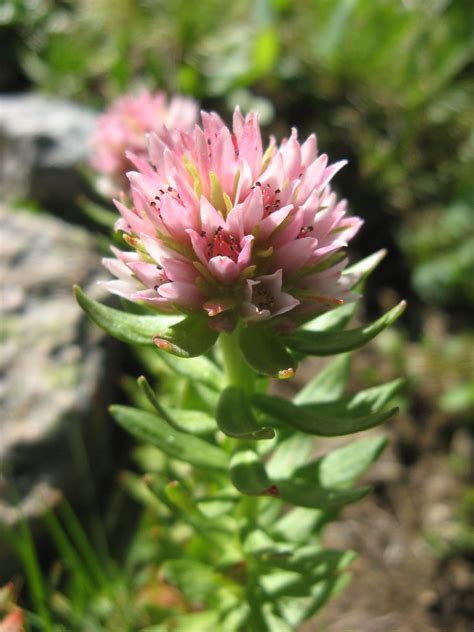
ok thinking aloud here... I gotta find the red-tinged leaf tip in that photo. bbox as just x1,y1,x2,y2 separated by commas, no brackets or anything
263,484,280,497
203,299,233,317
1,608,25,630
153,336,174,351
142,473,153,486
277,368,295,380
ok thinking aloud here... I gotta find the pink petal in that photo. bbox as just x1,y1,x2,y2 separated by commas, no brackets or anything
208,256,240,283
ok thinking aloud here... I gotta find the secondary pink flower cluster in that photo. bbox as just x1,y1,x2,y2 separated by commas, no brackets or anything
102,108,362,327
90,91,198,192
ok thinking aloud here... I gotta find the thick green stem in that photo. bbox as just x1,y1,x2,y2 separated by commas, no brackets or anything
218,326,256,393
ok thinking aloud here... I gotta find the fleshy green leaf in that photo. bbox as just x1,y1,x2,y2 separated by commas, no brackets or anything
110,405,228,470
166,408,217,434
262,605,293,632
217,387,275,440
160,560,218,604
293,354,351,405
239,324,297,378
276,479,370,510
165,481,204,518
314,435,388,488
266,434,313,479
137,376,217,434
74,285,180,345
272,507,324,543
154,352,223,390
279,573,351,626
261,546,356,577
303,301,357,333
284,301,406,355
229,450,273,495
156,612,222,632
344,248,387,281
252,394,398,437
153,313,218,358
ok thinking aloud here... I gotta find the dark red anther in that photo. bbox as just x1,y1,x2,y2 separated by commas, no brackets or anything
263,484,280,497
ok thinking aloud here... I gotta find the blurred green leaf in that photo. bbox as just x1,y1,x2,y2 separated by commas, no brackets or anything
297,435,389,488
229,449,272,495
110,405,228,470
294,354,351,405
276,479,369,510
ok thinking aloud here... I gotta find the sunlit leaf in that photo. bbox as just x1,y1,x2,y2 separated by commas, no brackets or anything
217,387,275,440
74,285,180,345
293,354,351,404
283,301,406,356
110,405,228,470
239,324,297,378
229,450,273,495
153,313,218,358
296,435,389,488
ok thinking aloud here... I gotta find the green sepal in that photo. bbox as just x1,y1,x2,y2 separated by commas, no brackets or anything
74,285,181,345
297,435,389,489
283,301,406,356
153,313,219,358
293,354,351,405
276,479,370,510
239,324,297,378
217,387,275,440
229,450,273,495
300,250,387,333
110,405,228,470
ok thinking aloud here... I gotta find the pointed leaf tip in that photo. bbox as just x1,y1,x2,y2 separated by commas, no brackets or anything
283,301,406,357
74,285,181,345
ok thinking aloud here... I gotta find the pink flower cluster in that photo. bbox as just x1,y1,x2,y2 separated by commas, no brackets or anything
102,108,362,327
90,91,198,192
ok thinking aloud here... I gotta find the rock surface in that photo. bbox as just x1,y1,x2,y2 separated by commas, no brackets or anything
0,205,118,577
0,93,96,211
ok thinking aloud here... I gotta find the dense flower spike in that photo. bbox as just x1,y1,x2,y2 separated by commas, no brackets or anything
102,108,363,327
90,91,198,192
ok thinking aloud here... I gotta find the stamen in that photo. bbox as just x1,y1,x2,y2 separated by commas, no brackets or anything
208,229,241,262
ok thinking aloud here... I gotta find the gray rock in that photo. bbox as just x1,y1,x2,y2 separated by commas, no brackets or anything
0,205,119,577
0,93,97,211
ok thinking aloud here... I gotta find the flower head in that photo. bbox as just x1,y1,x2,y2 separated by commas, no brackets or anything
90,91,198,193
102,108,362,328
